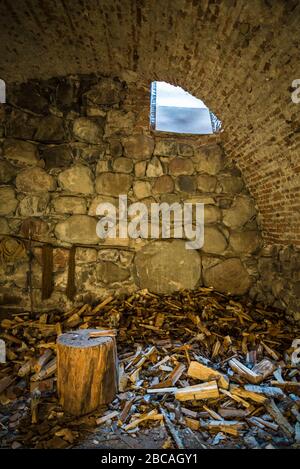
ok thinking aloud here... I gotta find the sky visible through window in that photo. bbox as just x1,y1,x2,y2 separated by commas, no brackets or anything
150,81,221,135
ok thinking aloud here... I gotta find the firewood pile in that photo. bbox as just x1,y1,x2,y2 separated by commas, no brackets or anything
0,287,300,449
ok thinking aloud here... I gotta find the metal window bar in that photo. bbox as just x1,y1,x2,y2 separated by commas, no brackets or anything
150,81,157,129
210,111,222,133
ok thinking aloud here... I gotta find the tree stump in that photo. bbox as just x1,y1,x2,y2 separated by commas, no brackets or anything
57,329,118,416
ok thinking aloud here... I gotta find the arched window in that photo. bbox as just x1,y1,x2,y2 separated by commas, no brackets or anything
150,81,221,135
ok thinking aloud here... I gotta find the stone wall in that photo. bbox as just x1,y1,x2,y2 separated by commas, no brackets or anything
0,74,263,313
250,244,300,322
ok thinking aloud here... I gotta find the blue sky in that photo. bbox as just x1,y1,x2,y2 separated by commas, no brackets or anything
156,81,207,109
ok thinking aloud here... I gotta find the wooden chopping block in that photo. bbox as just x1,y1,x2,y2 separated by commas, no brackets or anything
57,329,118,416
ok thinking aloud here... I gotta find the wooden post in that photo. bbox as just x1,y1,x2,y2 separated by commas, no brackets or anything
57,329,118,416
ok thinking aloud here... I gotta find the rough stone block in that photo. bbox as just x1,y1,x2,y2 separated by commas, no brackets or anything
197,174,217,192
3,139,39,166
16,167,56,192
169,158,194,176
95,172,132,196
193,144,223,175
52,196,87,215
230,230,261,254
42,144,73,169
113,157,133,174
123,134,154,160
154,140,177,156
203,258,252,295
152,175,174,194
202,226,227,254
0,187,18,215
133,180,152,199
146,157,164,177
58,164,94,194
73,117,103,144
134,240,201,294
223,195,256,229
96,261,130,284
55,215,99,244
84,78,124,105
19,193,50,216
177,175,197,193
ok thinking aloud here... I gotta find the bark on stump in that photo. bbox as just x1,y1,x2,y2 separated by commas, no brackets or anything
57,329,118,416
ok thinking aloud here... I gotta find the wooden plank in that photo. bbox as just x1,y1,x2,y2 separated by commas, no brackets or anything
270,381,300,395
18,359,33,377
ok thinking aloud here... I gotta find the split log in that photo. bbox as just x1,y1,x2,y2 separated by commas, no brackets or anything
96,410,118,425
57,329,118,416
175,381,219,401
187,361,229,389
200,419,244,436
218,408,249,419
159,406,184,449
265,399,294,439
230,386,268,405
184,417,200,431
270,380,300,395
124,409,163,431
31,358,56,381
33,349,52,373
30,390,41,424
118,400,134,425
0,375,15,393
252,359,276,382
229,358,261,384
220,388,251,408
181,407,198,419
18,359,33,377
244,384,285,400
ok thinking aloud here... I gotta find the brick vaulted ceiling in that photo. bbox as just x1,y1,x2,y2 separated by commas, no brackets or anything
0,0,300,245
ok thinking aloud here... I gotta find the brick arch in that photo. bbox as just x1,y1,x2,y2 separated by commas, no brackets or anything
0,0,299,246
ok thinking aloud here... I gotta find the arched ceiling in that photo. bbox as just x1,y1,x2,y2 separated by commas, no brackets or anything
0,0,300,245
